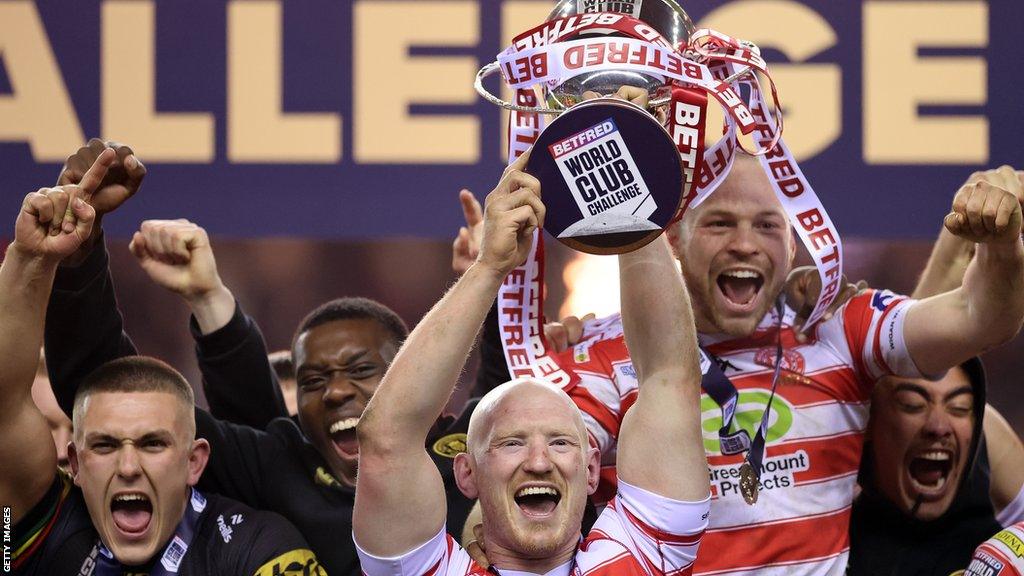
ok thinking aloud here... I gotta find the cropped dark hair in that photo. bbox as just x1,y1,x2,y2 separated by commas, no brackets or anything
292,297,409,351
73,356,195,439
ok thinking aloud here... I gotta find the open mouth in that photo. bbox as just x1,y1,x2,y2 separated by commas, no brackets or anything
716,269,764,310
110,493,153,537
329,417,360,459
907,450,954,497
514,486,561,518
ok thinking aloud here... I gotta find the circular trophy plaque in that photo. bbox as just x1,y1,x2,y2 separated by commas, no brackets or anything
527,97,684,255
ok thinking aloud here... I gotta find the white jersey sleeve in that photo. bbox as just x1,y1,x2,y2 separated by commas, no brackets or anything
816,288,924,381
355,527,481,576
579,480,710,575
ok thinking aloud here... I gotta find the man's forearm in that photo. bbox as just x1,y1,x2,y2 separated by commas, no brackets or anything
359,263,505,448
618,238,699,382
45,235,138,415
616,238,706,501
965,241,1024,344
0,247,58,414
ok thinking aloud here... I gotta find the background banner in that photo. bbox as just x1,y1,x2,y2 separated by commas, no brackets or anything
1,0,1021,239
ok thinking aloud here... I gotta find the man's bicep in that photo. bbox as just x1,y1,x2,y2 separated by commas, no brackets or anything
902,292,974,377
353,448,449,559
0,400,58,524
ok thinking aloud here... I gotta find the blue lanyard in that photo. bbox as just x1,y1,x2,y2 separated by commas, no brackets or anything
91,489,206,575
700,298,786,505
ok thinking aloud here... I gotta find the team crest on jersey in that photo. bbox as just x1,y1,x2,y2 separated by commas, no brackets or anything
753,347,806,375
432,433,468,458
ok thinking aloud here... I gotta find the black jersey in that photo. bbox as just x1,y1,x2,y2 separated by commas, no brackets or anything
12,473,324,575
44,241,475,575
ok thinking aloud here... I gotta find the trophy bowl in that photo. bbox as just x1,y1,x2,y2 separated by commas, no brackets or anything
544,0,697,112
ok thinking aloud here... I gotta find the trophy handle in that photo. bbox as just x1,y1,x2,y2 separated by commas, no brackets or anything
474,62,566,115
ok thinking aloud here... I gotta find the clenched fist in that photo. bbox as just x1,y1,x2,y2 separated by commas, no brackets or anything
944,181,1023,244
129,220,225,301
58,138,146,217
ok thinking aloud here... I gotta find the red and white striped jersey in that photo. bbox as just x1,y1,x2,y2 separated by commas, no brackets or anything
967,522,1024,576
356,480,709,576
557,289,921,576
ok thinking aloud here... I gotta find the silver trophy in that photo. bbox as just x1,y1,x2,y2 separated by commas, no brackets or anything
545,0,696,111
476,0,699,117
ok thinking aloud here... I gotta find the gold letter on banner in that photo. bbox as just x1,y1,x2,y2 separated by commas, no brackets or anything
864,1,988,164
228,1,342,163
0,1,84,161
699,0,840,160
102,0,214,162
354,1,479,163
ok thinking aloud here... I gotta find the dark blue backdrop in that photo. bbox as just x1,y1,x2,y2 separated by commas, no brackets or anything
1,0,1021,239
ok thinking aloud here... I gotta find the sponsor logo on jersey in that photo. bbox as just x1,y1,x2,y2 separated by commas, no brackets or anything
255,549,326,576
432,433,468,458
994,529,1024,558
871,290,896,312
700,389,795,453
160,535,188,572
963,550,1004,575
217,514,234,543
708,450,810,499
573,342,591,363
617,362,637,380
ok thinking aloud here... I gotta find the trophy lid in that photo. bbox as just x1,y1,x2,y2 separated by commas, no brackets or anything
546,0,696,49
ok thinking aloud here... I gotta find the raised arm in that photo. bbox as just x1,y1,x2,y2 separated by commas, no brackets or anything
129,219,287,427
1,151,112,523
906,176,1024,376
354,152,543,557
45,140,147,414
616,237,709,502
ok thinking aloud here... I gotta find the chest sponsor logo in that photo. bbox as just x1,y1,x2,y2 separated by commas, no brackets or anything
432,433,468,458
709,450,810,499
700,389,794,453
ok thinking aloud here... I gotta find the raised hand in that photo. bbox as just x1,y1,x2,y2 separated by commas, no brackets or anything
58,138,146,217
451,189,483,275
128,219,225,300
13,149,113,262
944,180,1023,244
477,149,545,276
